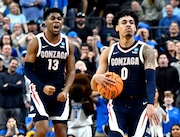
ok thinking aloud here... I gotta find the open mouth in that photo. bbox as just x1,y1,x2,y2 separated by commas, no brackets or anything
53,24,60,32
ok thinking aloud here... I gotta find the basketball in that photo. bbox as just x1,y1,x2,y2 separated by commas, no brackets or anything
97,72,123,99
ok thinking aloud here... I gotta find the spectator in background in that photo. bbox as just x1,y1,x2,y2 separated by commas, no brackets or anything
135,25,157,48
166,40,178,64
0,57,7,72
99,13,119,47
27,20,39,35
39,22,46,32
78,43,97,75
46,0,68,17
69,12,92,43
2,16,11,35
0,15,11,39
141,0,164,38
67,0,88,28
170,124,180,137
162,0,180,17
0,34,18,58
16,50,26,75
0,58,26,135
131,0,144,22
25,116,35,137
157,4,180,38
25,116,55,137
156,53,179,101
61,18,70,34
68,31,81,61
1,44,13,68
0,117,25,137
162,91,180,136
91,27,104,54
171,41,180,109
86,35,99,62
11,23,26,56
7,2,28,33
150,87,169,137
19,0,46,22
156,21,180,52
0,33,12,49
0,0,12,16
3,16,10,27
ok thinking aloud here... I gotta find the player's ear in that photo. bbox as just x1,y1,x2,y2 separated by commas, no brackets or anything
134,26,137,32
44,20,47,26
115,25,119,32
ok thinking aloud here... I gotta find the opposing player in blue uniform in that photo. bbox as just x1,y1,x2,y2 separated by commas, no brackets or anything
24,8,75,137
91,10,159,137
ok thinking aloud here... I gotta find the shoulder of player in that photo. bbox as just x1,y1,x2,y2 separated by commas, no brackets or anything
142,44,154,56
101,47,111,56
27,37,38,53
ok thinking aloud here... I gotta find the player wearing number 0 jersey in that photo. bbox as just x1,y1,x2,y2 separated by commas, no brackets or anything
108,40,150,136
90,10,159,137
108,41,146,97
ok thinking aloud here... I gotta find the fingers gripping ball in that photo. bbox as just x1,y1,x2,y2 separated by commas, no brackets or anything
97,72,123,99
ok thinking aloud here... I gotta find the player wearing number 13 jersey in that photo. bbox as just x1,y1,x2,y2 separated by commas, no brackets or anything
24,8,75,137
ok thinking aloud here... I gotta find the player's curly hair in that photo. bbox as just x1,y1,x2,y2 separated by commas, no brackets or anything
43,8,64,20
112,10,139,30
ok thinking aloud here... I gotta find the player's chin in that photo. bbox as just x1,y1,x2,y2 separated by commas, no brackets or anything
125,33,133,38
52,30,60,36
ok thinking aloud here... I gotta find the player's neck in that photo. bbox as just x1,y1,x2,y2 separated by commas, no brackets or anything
119,38,135,48
44,31,60,44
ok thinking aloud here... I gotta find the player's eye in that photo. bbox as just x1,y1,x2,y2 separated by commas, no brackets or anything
129,20,134,24
121,20,127,24
57,17,62,21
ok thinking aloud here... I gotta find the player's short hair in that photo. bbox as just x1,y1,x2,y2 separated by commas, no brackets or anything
43,8,64,20
112,10,139,29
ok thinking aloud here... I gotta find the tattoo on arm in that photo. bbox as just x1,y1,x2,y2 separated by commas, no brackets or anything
143,45,155,70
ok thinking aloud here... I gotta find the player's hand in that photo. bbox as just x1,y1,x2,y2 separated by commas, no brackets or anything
146,104,160,126
94,74,115,89
57,91,67,102
43,85,56,95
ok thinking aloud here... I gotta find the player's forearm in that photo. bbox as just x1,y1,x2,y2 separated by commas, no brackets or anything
24,62,45,92
145,69,156,104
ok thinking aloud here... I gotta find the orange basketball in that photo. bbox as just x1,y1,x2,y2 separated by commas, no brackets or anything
97,72,123,99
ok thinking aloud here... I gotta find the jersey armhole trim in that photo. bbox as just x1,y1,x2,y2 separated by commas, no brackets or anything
139,43,144,64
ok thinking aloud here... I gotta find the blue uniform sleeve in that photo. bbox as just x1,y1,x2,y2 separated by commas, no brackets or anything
145,69,156,104
24,62,45,93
